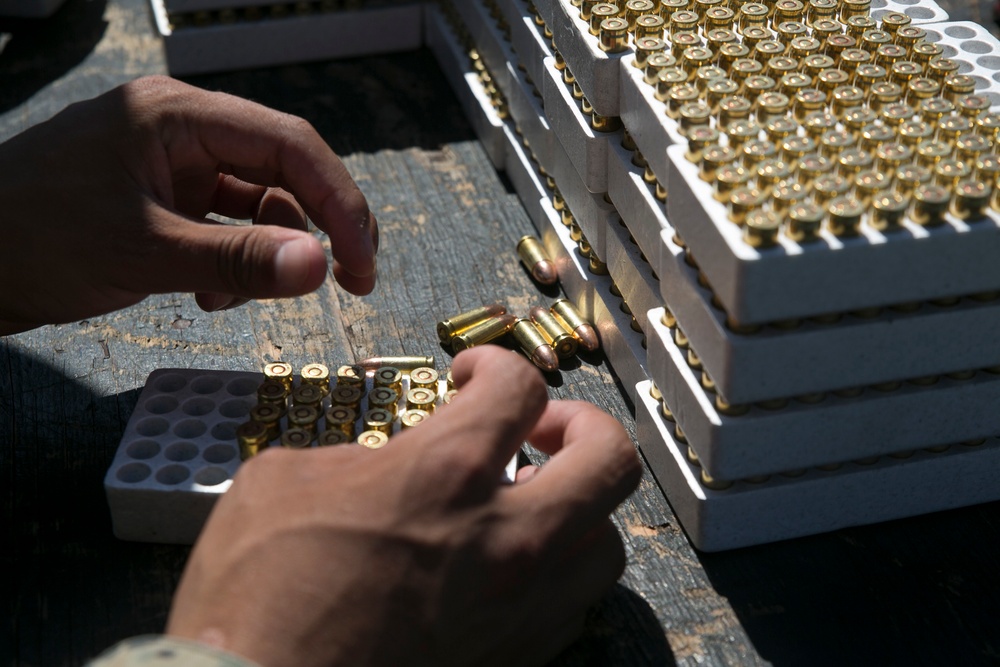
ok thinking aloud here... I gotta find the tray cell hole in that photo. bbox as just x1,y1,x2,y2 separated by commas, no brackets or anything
182,397,215,417
195,467,230,487
191,375,224,395
944,25,977,39
219,399,251,419
203,443,237,464
144,395,178,415
154,374,187,392
211,421,239,440
173,419,207,439
226,377,258,397
116,462,151,484
165,441,199,462
156,464,190,485
904,6,934,17
136,417,169,437
125,440,160,460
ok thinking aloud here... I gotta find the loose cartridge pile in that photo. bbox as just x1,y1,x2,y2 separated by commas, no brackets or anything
432,0,1000,550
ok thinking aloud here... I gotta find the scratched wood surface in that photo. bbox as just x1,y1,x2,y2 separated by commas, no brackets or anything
3,1,1000,666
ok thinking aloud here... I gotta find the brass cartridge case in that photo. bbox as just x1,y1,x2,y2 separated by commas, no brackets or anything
729,186,769,224
927,56,960,82
704,7,735,31
797,152,834,187
300,363,330,394
726,118,763,149
774,0,805,25
952,180,991,220
831,85,865,119
845,15,876,38
517,235,558,285
956,133,992,165
670,31,701,61
870,192,909,231
916,140,953,169
256,379,289,407
452,314,517,352
738,3,768,34
405,387,437,413
357,430,389,449
839,0,870,21
933,159,972,189
437,303,507,345
659,0,688,16
786,201,825,242
910,184,951,226
976,112,1000,142
740,74,776,103
898,120,934,146
410,366,439,390
943,73,976,102
442,389,459,406
820,128,858,157
825,34,857,61
667,84,700,119
368,386,399,417
336,364,366,387
812,173,852,205
686,126,721,163
694,64,728,92
789,36,822,61
325,405,357,438
281,428,312,449
249,403,282,442
359,355,435,373
701,145,735,182
626,0,656,26
551,299,600,352
634,36,667,69
512,318,559,372
837,148,874,177
730,58,765,85
854,170,890,206
894,163,932,197
264,362,293,390
753,40,785,62
590,3,620,35
918,97,956,128
975,154,1000,187
911,41,944,65
364,408,394,436
530,306,580,359
373,366,402,394
718,95,753,130
599,17,630,52
803,112,838,140
956,94,992,120
715,164,752,202
756,159,794,192
679,102,713,136
654,67,689,102
826,196,865,236
635,13,666,40
793,89,826,122
762,115,797,143
874,142,913,179
669,9,699,36
742,139,779,169
288,404,320,438
318,429,350,446
292,383,324,408
743,209,781,248
330,385,362,412
401,409,431,429
237,421,269,460
644,51,677,84
860,29,892,54
741,27,771,53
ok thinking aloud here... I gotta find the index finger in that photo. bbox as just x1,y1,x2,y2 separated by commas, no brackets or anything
146,78,377,283
510,401,641,540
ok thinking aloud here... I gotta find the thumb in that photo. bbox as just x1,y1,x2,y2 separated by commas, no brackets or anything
141,213,329,300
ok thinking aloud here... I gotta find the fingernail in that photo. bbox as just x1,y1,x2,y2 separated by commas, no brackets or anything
274,236,314,291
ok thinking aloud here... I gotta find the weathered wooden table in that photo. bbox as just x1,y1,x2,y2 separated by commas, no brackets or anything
3,1,1000,665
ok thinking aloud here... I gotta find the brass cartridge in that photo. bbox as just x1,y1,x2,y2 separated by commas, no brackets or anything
318,429,350,446
249,403,282,442
442,389,459,405
956,94,992,120
730,58,765,85
626,0,656,27
916,140,953,169
635,13,666,40
530,305,580,359
976,154,1000,187
918,97,956,128
368,386,399,417
756,159,794,192
551,299,600,352
264,362,293,390
288,404,320,438
952,180,991,220
870,192,909,231
854,170,890,206
812,173,852,205
797,153,834,186
237,421,269,460
819,128,858,157
599,17,630,52
654,66,689,102
517,235,558,285
701,144,738,182
740,74,776,103
845,15,876,38
451,313,517,352
729,186,769,224
715,164,753,202
753,39,785,62
670,30,701,61
803,112,838,140
325,405,357,438
742,139,779,169
738,4,769,34
373,366,402,394
330,385,362,412
726,118,763,149
943,73,976,103
825,34,857,61
956,133,992,165
927,56,960,82
281,428,312,449
839,0,870,21
910,184,951,226
644,51,677,84
743,209,782,248
300,363,330,394
694,64,728,92
879,10,910,35
773,182,809,214
512,318,559,372
837,148,875,177
364,408,394,435
686,126,721,163
704,7,735,31
897,120,934,146
762,115,798,143
669,9,699,36
933,159,972,189
406,387,437,413
401,409,431,429
860,29,892,54
793,88,826,122
679,102,713,136
894,163,933,197
292,383,324,408
976,112,1000,142
358,355,435,374
826,196,865,236
786,201,825,242
789,36,822,61
634,36,667,69
831,85,865,119
874,142,913,179
357,430,389,449
437,303,507,345
911,41,944,65
590,3,620,35
410,366,439,390
256,379,289,407
336,364,366,387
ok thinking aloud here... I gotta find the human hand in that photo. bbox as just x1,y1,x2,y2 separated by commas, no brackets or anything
166,346,642,667
0,75,378,335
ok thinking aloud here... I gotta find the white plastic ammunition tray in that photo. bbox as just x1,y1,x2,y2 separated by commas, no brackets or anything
426,4,507,169
504,1,552,94
605,215,661,338
921,22,1000,109
635,379,1000,552
646,309,1000,479
659,229,1000,403
152,0,423,76
668,145,1000,324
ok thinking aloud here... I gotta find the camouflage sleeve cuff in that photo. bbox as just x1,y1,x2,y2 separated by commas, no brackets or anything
88,635,261,667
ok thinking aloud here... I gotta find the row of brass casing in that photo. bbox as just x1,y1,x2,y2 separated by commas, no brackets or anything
436,300,601,371
236,359,455,459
